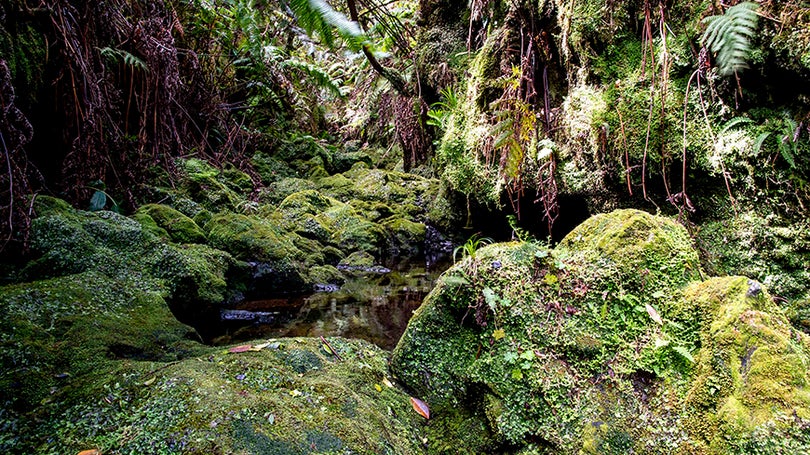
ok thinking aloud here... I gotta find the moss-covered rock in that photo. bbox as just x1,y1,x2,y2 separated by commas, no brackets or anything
252,150,298,184
176,158,248,212
383,217,426,257
556,208,704,291
258,177,319,206
20,197,237,312
205,212,309,293
134,203,207,244
697,211,810,333
682,276,810,453
317,204,386,254
206,212,301,263
392,209,810,453
0,271,201,413
4,333,428,454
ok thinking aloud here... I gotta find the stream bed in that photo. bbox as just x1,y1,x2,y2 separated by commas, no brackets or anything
201,259,451,350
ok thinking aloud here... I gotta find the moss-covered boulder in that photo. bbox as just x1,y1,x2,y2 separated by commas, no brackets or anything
556,208,704,292
0,270,202,414
21,197,237,312
682,276,810,453
383,217,427,257
3,324,429,453
206,212,310,293
697,211,810,333
392,209,810,453
175,158,249,212
134,203,207,244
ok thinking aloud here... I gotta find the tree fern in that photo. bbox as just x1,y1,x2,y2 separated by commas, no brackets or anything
701,2,759,76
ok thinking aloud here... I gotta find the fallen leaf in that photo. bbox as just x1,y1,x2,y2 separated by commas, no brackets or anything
645,303,663,325
410,397,430,419
142,377,156,386
382,378,394,388
374,384,382,392
250,341,272,351
228,344,253,353
77,450,101,455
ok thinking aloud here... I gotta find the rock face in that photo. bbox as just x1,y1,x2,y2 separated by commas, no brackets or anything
392,209,810,454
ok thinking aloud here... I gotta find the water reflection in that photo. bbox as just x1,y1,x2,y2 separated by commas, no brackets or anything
209,262,447,351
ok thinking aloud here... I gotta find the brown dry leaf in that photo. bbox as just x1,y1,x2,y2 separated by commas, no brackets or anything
228,344,253,353
77,450,101,455
410,397,430,419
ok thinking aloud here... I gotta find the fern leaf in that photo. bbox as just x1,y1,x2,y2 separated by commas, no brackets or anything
282,60,343,98
753,132,770,155
701,2,759,76
288,0,365,51
720,116,754,133
779,144,797,169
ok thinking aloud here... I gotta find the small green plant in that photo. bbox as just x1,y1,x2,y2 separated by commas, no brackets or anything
754,113,801,169
453,233,493,262
701,2,759,76
98,46,149,72
426,86,459,131
506,214,532,242
86,180,120,213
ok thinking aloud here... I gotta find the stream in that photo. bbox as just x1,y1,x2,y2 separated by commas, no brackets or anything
199,258,451,351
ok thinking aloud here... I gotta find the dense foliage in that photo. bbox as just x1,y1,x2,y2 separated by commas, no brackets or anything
2,0,810,453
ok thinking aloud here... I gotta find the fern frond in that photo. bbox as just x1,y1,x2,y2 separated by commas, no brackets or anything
701,2,759,76
98,47,148,72
288,0,366,51
282,60,344,98
720,116,754,133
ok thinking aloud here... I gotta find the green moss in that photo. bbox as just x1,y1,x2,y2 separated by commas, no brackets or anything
252,151,297,184
557,208,703,289
258,177,318,206
317,173,355,200
697,212,810,332
382,217,426,257
308,265,343,285
339,251,375,268
0,271,200,412
176,158,247,212
393,209,810,453
6,338,426,454
135,204,207,244
683,276,810,453
32,195,74,217
275,190,339,220
317,204,386,254
130,211,171,240
221,162,255,193
206,212,302,263
19,199,237,314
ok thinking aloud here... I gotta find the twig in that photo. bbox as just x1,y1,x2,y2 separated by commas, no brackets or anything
696,68,737,212
616,107,632,195
320,336,343,361
1,131,13,247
